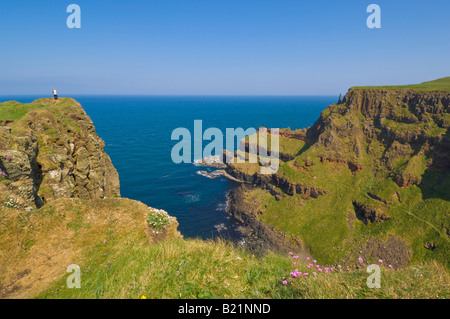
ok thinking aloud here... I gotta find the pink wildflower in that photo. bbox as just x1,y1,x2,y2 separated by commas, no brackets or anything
358,257,363,263
0,169,7,177
282,280,288,285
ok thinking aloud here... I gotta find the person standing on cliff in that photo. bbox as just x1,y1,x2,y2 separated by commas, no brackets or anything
53,88,58,100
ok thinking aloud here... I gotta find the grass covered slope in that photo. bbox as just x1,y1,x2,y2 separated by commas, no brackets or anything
1,196,447,299
0,198,180,298
38,238,449,299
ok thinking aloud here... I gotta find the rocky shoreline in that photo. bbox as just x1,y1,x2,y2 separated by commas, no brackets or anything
195,155,310,256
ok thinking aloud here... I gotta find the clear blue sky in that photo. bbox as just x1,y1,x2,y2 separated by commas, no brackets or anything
1,0,449,95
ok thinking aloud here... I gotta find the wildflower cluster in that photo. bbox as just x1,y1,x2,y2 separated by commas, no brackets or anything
0,168,7,178
282,253,393,285
4,196,19,209
147,208,170,231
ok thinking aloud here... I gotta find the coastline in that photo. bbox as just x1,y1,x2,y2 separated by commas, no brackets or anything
194,156,310,257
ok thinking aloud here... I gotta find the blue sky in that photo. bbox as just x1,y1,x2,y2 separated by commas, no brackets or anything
0,0,449,95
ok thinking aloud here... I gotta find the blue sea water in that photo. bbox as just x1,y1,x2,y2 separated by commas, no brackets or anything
1,95,336,239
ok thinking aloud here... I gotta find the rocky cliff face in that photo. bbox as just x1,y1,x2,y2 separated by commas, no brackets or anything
226,164,326,199
0,98,181,298
309,88,450,186
227,184,309,257
222,82,450,267
0,98,120,210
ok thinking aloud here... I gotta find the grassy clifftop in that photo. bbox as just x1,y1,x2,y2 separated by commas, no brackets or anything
351,77,450,92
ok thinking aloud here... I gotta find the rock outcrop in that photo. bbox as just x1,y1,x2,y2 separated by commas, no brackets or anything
227,184,309,256
309,88,450,186
225,164,326,199
0,98,120,209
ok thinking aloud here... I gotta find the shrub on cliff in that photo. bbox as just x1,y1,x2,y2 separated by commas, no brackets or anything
147,208,170,230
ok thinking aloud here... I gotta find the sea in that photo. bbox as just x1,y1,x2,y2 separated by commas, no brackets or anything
1,95,336,239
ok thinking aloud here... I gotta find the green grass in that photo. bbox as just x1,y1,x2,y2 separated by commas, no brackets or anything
352,77,450,92
2,197,446,299
261,156,450,267
382,118,446,137
37,237,449,299
243,133,306,158
0,101,47,122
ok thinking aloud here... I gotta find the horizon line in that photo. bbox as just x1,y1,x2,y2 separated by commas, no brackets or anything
0,93,340,98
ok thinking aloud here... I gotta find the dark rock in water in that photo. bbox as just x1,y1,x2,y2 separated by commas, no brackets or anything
214,223,226,232
196,170,227,179
194,154,227,168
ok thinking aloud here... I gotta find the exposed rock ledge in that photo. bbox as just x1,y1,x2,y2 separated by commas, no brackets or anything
226,184,310,257
0,98,120,209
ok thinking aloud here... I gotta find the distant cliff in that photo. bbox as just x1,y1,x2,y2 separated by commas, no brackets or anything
309,87,450,186
0,98,120,209
224,78,450,268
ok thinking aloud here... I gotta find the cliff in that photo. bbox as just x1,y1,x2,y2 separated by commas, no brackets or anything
0,98,120,209
0,98,179,298
224,78,450,268
309,88,450,186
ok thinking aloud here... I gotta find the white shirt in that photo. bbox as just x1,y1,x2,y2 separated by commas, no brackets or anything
53,89,57,95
